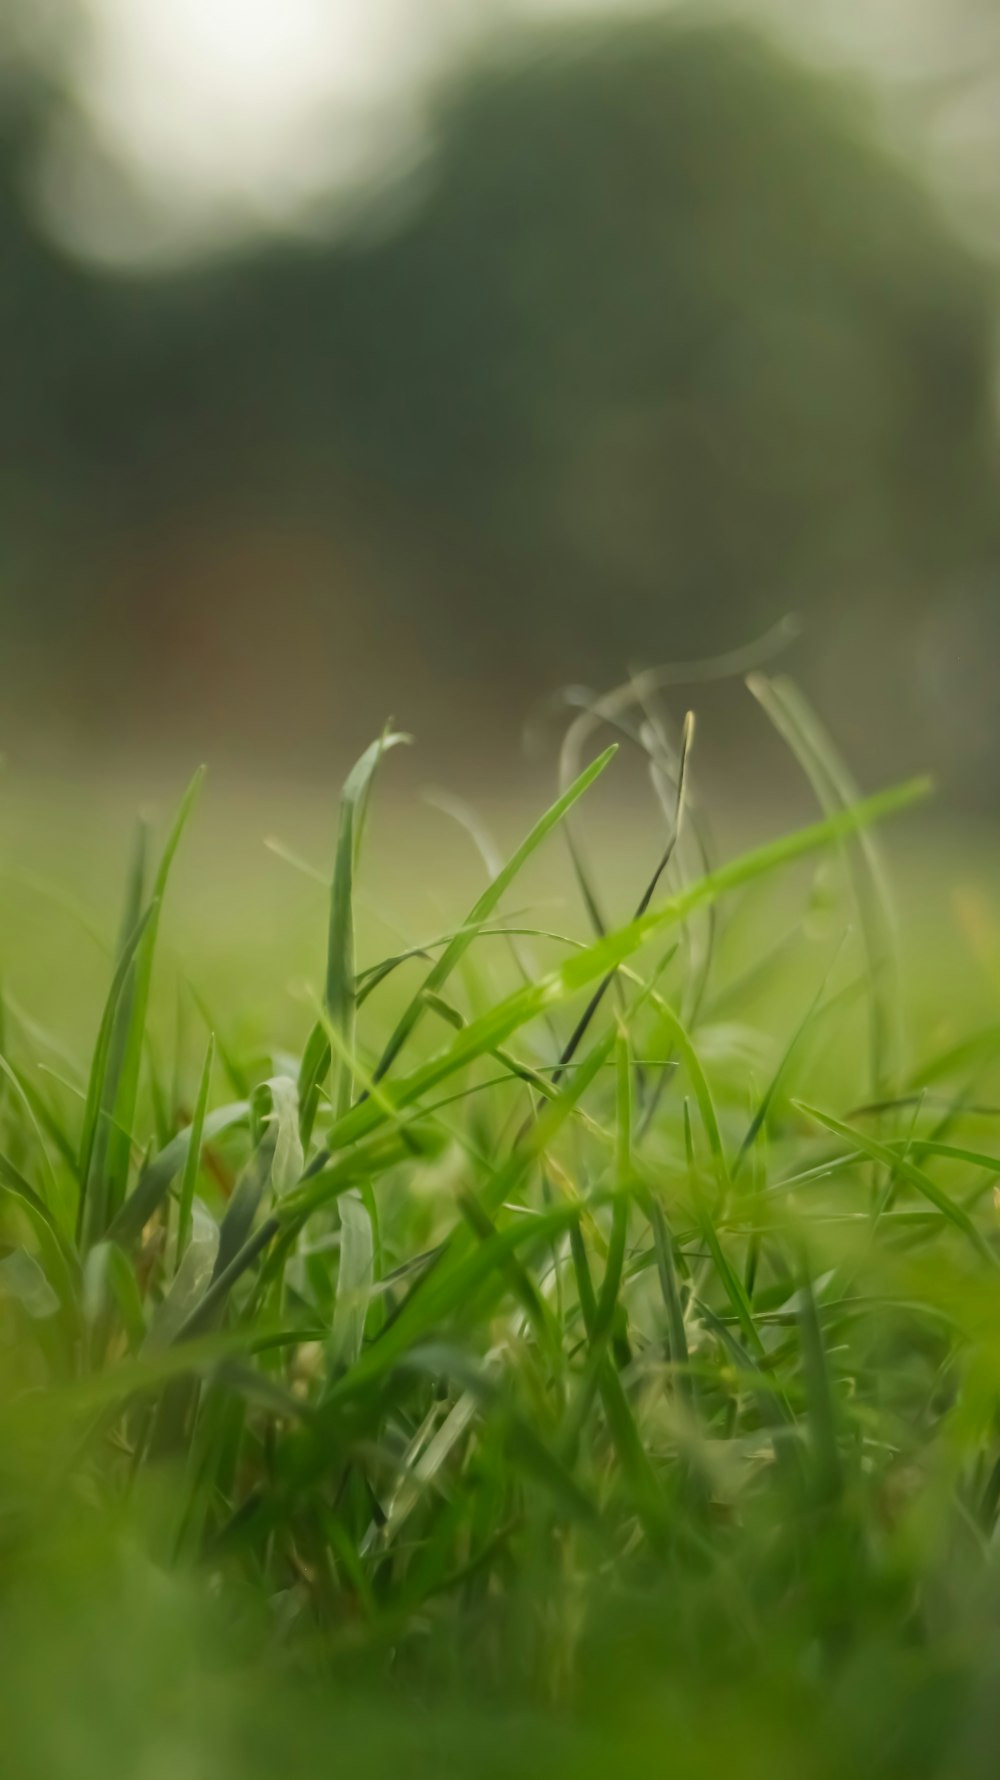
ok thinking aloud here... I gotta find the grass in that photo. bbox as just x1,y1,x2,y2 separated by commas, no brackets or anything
4,672,1000,1778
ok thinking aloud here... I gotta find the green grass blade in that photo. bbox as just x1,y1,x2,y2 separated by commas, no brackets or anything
77,901,157,1250
77,819,150,1229
797,1100,997,1264
748,674,905,1098
594,1031,632,1344
326,731,410,1120
0,1151,78,1312
102,768,206,1220
329,1201,584,1403
214,1130,277,1283
176,1035,215,1266
310,776,930,1167
733,940,847,1181
328,1189,374,1376
108,1101,248,1251
369,744,618,1086
647,1191,691,1400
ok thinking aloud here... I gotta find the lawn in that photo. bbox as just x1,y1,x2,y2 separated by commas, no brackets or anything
3,672,1000,1779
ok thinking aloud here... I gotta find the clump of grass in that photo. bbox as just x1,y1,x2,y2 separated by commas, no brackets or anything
4,673,1000,1778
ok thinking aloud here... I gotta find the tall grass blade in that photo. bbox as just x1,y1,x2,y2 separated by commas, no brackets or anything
748,674,904,1099
103,769,206,1218
325,730,410,1121
176,1035,215,1265
369,745,618,1086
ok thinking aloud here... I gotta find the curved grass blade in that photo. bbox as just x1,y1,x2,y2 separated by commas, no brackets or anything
82,1239,146,1352
325,730,410,1122
108,1100,248,1251
328,1200,585,1404
214,1129,277,1283
653,1001,729,1197
355,924,588,1008
549,715,693,1097
0,1150,78,1310
321,1034,616,1403
422,789,561,1050
304,775,929,1169
796,1100,997,1265
0,1052,63,1212
369,744,618,1087
732,937,848,1181
748,674,904,1099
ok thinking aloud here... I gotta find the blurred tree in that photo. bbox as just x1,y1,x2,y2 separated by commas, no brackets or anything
325,22,999,683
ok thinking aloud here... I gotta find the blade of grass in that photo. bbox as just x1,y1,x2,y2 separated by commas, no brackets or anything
103,769,206,1221
796,1101,997,1265
748,674,904,1099
108,1101,248,1251
326,730,410,1122
368,745,618,1087
77,901,157,1250
176,1035,215,1266
304,778,930,1170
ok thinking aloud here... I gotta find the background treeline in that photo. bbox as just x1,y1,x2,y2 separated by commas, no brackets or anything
1,16,998,786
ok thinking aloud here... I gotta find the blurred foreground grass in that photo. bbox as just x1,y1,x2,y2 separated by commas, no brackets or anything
4,680,1000,1779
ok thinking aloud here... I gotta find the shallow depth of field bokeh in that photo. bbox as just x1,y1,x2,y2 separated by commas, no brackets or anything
1,0,999,795
3,6,1000,1780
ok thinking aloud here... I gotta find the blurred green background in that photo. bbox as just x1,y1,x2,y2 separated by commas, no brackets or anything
5,16,1000,1769
0,0,999,795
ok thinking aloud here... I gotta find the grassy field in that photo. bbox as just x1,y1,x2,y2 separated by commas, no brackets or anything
4,674,1000,1779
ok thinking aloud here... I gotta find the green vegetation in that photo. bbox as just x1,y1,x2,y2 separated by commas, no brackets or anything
4,678,1000,1778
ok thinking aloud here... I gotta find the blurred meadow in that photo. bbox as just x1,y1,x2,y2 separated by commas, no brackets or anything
3,4,1000,1778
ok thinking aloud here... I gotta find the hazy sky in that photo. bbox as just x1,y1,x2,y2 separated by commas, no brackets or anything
27,0,1000,264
